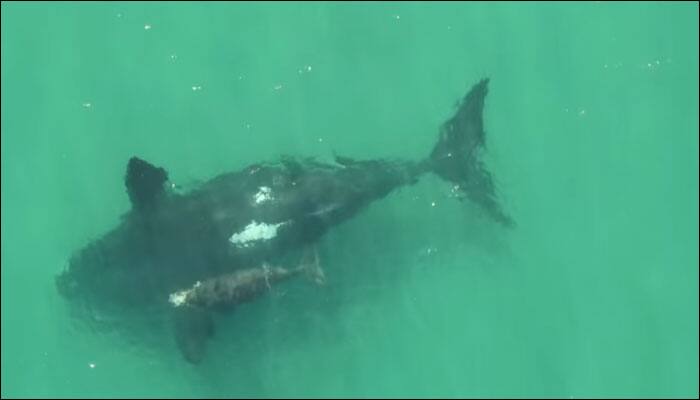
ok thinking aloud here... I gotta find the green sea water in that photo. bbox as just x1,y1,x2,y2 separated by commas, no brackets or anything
1,2,698,398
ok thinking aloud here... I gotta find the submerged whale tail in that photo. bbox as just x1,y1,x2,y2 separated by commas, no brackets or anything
298,247,326,286
428,78,513,227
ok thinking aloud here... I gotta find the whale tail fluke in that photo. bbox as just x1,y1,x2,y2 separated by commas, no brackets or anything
298,247,326,286
428,79,513,227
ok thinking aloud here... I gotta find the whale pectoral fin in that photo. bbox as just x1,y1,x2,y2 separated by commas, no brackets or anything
125,157,169,212
172,307,215,364
333,153,358,167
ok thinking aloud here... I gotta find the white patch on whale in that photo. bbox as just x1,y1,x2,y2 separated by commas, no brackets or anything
229,220,288,248
168,281,201,307
253,186,273,204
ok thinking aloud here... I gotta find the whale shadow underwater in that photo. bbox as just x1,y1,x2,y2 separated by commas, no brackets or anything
56,79,513,364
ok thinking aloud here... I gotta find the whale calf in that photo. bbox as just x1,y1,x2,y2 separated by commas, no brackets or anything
169,251,325,311
55,79,512,363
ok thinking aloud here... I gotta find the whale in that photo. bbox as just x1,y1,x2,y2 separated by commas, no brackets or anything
55,78,512,363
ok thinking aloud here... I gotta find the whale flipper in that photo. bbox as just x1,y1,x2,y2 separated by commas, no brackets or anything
173,307,214,364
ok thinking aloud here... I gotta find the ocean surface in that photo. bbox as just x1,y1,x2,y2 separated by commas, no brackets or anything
1,2,698,398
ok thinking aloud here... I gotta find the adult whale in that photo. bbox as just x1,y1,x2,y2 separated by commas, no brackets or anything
56,79,512,363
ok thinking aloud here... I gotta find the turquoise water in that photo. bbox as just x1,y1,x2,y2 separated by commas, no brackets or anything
1,2,698,398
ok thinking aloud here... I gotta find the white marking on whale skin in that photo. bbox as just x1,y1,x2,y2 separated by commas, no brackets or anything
253,186,273,204
229,220,288,248
168,281,201,307
307,203,341,217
